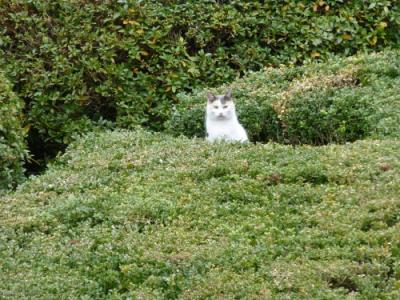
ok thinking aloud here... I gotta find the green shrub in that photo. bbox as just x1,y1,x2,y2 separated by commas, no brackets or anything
166,49,400,144
0,70,28,191
1,0,399,154
1,130,399,298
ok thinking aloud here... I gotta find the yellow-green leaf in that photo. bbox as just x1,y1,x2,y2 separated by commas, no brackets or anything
311,51,321,58
369,36,378,46
342,33,352,40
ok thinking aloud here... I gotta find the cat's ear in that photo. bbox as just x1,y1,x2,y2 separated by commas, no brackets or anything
224,89,232,101
207,92,216,103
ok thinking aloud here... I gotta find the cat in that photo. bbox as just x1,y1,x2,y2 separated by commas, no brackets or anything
205,89,248,143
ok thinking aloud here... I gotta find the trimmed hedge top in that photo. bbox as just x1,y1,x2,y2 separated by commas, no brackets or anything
166,49,400,144
1,130,399,298
0,70,28,191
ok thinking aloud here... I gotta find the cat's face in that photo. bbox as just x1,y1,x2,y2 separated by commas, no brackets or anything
206,90,235,120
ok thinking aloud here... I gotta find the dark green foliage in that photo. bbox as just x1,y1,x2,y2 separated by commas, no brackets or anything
280,86,372,145
166,50,400,144
1,130,399,298
1,0,399,153
0,71,28,191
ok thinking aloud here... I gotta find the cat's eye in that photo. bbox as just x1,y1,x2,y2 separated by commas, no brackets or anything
223,105,228,109
214,106,219,109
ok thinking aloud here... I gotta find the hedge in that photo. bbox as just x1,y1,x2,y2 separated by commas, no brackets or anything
166,49,400,144
1,130,399,298
0,70,28,191
1,0,399,154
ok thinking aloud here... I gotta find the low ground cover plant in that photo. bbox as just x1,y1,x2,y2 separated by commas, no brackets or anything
1,130,399,298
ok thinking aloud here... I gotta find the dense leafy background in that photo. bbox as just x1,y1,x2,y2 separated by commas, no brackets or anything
166,50,400,144
0,70,28,191
1,0,399,163
1,1,399,297
1,130,399,298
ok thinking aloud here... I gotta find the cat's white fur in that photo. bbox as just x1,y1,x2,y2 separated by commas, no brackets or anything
205,90,248,143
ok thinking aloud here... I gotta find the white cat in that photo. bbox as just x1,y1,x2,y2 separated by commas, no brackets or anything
205,89,248,143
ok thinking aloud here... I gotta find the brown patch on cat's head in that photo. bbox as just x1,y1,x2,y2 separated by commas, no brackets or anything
207,92,217,103
220,89,232,104
207,90,234,104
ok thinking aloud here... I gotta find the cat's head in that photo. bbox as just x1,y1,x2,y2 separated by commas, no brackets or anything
206,89,235,120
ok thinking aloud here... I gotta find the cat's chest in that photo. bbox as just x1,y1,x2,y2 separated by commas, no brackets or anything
206,120,239,136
